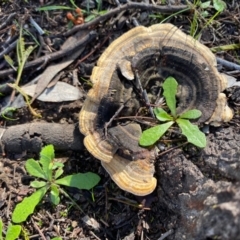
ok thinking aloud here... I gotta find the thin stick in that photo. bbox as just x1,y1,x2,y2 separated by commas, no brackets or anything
104,104,125,136
31,218,47,240
134,69,155,118
158,229,174,240
217,57,240,71
143,89,155,118
157,142,188,157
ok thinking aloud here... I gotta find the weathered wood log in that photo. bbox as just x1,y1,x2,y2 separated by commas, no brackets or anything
0,123,84,154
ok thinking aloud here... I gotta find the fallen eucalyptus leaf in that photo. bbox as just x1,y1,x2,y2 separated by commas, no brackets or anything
22,82,83,102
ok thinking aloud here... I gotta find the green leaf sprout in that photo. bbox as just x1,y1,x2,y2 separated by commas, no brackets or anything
12,145,100,223
139,76,207,148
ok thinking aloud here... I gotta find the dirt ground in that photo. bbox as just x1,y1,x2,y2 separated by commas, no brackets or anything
1,0,240,239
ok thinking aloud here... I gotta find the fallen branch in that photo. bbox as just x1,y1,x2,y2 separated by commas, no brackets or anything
0,123,84,155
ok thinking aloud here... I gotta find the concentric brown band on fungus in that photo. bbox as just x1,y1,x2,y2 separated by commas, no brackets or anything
79,23,233,196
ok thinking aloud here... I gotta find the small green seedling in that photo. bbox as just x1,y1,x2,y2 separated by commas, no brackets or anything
191,0,226,37
12,145,100,223
0,219,21,240
139,76,206,148
0,107,17,121
5,26,41,117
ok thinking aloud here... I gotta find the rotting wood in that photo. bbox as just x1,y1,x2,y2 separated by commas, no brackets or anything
0,123,84,155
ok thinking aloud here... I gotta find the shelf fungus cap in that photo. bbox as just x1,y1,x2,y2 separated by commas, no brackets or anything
79,23,233,195
207,93,234,126
102,155,157,196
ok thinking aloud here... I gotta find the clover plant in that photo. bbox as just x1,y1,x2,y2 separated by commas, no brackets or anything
139,76,206,148
12,145,100,223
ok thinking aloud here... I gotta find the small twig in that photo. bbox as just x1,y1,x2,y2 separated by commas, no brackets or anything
53,225,61,237
0,39,18,59
116,116,156,121
108,197,145,208
134,69,155,118
75,33,111,67
6,192,12,219
31,218,47,240
45,211,55,231
28,234,41,239
0,13,17,30
104,104,125,136
157,142,188,157
59,188,85,214
158,229,174,240
116,115,158,126
29,16,45,36
89,230,101,240
105,185,109,221
0,127,6,156
159,138,186,143
132,17,140,27
143,89,155,118
135,69,144,93
114,0,121,7
217,57,240,71
100,218,109,227
35,35,45,58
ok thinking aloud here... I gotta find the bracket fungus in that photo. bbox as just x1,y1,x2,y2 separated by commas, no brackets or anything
79,23,233,196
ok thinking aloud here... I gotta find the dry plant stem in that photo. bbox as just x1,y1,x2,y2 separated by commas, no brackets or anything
28,234,41,239
0,31,97,78
0,40,17,59
36,35,45,58
0,13,17,30
89,231,101,240
143,89,155,118
6,192,11,219
64,2,189,37
108,197,144,208
100,218,109,227
134,69,155,118
105,186,109,220
104,104,125,136
75,34,111,67
116,116,157,121
8,83,41,117
158,229,174,240
31,218,47,240
157,142,188,157
59,188,85,215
